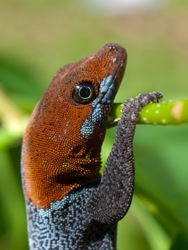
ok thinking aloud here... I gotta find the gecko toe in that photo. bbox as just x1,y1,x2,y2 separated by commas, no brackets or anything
121,92,163,122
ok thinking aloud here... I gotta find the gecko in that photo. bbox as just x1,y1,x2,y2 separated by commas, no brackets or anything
21,44,162,250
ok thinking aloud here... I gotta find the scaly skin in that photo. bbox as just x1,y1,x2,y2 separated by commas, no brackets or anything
21,44,162,249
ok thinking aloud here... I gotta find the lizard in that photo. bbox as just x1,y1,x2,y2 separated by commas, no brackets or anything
21,43,162,250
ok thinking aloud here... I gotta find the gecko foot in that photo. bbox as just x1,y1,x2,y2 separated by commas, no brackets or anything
121,92,163,122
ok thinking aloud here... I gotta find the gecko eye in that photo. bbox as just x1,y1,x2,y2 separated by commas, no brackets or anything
72,82,96,104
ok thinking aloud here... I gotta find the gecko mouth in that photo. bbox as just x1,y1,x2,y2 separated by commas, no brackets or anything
95,44,127,106
104,43,127,87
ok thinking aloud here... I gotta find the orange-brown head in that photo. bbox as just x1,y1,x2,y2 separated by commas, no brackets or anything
21,44,127,209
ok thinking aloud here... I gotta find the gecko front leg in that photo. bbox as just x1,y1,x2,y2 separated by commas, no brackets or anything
87,92,163,224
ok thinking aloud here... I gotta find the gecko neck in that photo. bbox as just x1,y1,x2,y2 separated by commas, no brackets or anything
21,95,106,209
22,145,101,209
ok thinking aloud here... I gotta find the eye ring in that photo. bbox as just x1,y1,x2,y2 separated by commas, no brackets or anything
72,82,96,104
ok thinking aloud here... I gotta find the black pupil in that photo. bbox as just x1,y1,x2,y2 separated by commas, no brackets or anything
80,85,91,99
72,82,96,104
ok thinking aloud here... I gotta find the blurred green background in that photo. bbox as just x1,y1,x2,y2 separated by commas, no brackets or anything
0,0,188,249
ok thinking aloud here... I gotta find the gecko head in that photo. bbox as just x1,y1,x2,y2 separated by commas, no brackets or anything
22,44,127,208
40,43,127,144
56,43,127,138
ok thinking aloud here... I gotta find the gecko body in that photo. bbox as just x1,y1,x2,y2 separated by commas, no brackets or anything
21,44,162,249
